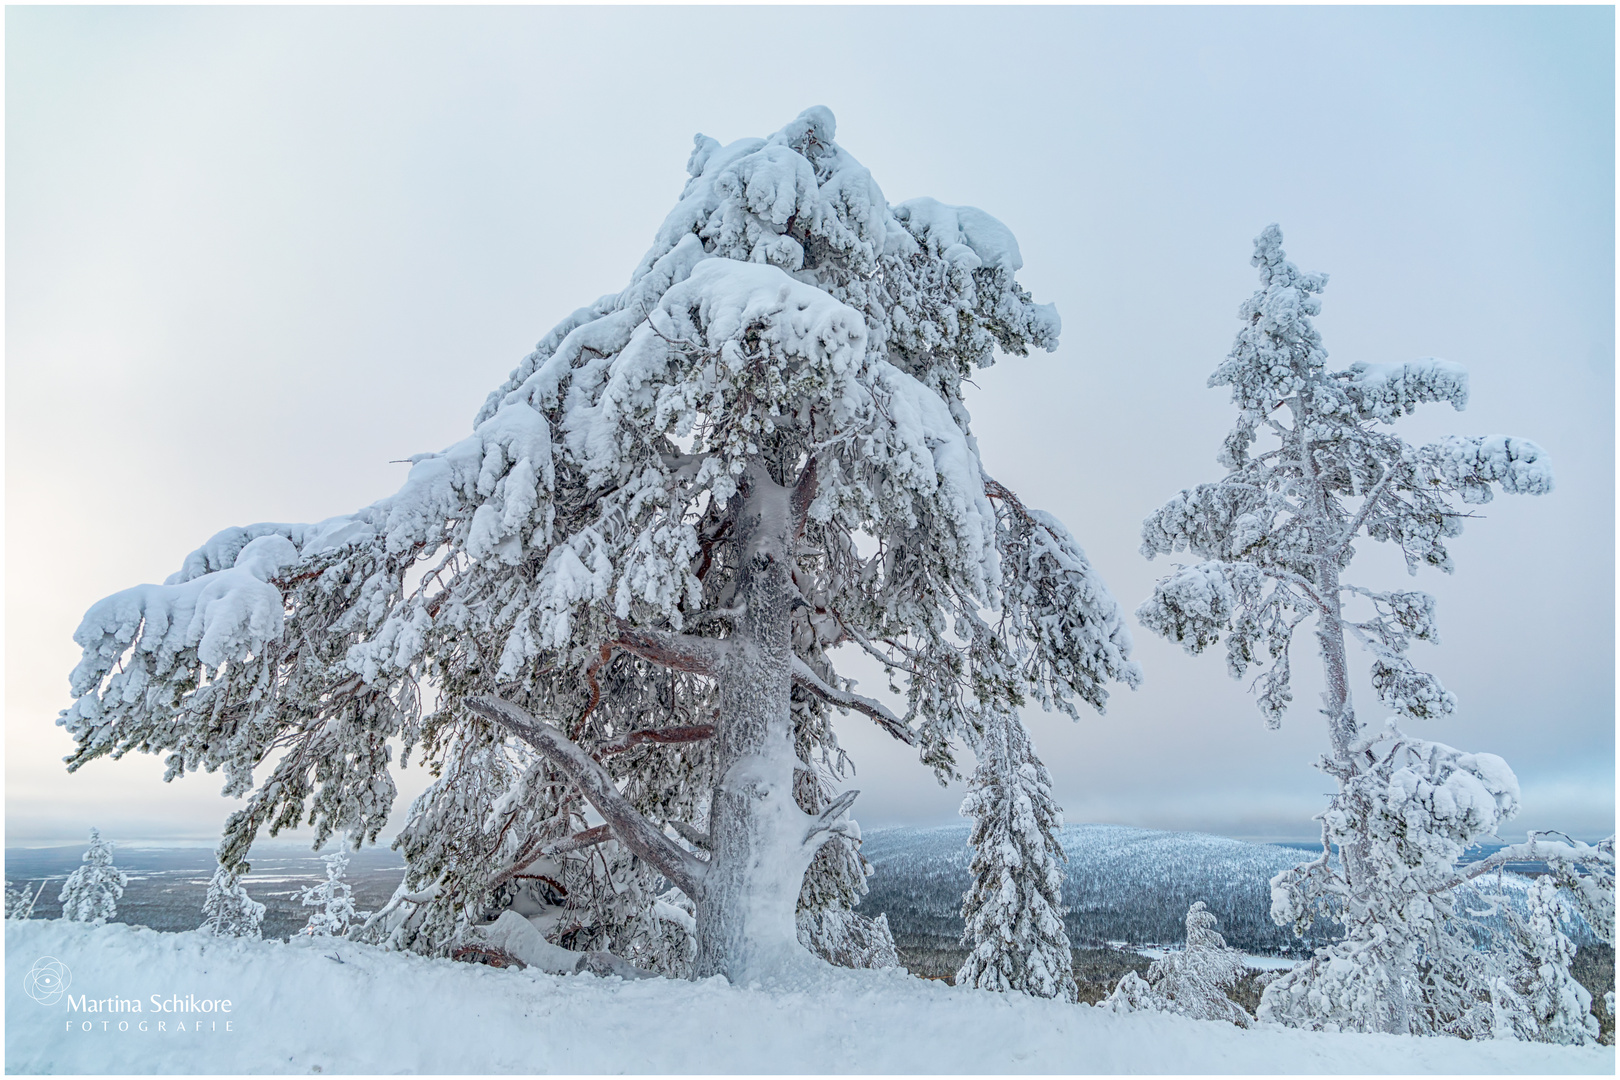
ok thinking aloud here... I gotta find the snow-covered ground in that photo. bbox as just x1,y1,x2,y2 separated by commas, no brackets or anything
7,919,1611,1074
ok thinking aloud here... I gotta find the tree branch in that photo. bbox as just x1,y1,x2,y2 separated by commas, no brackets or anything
791,656,914,744
1266,568,1334,617
465,695,706,897
791,455,819,539
599,725,716,755
609,617,728,676
1332,465,1394,557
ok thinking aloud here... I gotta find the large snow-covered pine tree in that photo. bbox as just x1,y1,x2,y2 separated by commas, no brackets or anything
58,107,1139,982
956,709,1077,1001
58,828,128,924
1138,225,1610,1038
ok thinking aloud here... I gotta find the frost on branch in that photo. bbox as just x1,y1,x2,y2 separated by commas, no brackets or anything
1104,902,1252,1027
955,711,1077,1003
57,107,1138,982
198,865,265,939
58,828,128,924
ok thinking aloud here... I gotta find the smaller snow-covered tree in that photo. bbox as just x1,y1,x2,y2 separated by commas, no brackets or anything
300,853,365,937
1138,225,1610,1038
58,828,127,924
198,865,266,939
956,711,1077,1002
5,880,46,920
1489,876,1600,1045
1257,728,1611,1041
1105,902,1252,1027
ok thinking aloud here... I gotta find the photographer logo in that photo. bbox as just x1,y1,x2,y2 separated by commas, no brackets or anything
24,957,71,1005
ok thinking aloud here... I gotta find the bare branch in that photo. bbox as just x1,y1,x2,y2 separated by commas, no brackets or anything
465,695,706,897
667,818,711,851
791,455,819,538
542,824,614,857
599,724,716,755
791,656,914,744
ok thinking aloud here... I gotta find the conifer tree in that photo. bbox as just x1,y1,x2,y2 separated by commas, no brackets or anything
5,880,46,920
300,853,363,937
1139,225,1610,1038
956,710,1077,1002
1105,901,1252,1026
198,865,266,939
57,107,1141,981
1488,876,1601,1044
58,828,127,924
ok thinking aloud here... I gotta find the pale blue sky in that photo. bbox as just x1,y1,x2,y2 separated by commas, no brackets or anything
7,6,1613,845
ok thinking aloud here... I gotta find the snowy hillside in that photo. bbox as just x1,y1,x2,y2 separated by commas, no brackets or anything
860,824,1336,953
7,919,1611,1074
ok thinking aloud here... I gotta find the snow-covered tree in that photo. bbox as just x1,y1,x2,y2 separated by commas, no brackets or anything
58,828,128,924
956,710,1077,1002
300,853,364,937
1139,225,1609,1038
1488,876,1600,1044
1104,901,1252,1027
57,107,1140,982
198,865,266,939
5,880,46,920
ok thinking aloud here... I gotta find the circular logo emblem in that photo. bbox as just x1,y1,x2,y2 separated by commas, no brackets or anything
24,956,71,1005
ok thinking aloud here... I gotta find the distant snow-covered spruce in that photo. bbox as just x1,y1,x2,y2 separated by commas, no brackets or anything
57,107,1140,984
1137,225,1613,1043
57,828,127,925
298,854,365,937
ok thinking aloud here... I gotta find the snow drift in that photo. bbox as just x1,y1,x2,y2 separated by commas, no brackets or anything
7,920,1611,1074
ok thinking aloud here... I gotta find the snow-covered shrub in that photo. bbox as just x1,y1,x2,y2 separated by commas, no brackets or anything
300,853,365,937
1104,902,1251,1027
58,829,127,924
1140,225,1606,1040
198,865,265,939
956,711,1077,1002
57,106,1140,982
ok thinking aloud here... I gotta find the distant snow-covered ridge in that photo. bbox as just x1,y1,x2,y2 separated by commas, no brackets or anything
7,920,1610,1074
857,823,1581,954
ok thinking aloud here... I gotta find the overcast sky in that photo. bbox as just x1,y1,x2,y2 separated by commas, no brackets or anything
7,6,1613,848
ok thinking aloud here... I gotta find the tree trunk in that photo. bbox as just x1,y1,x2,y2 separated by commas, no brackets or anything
1301,421,1411,1035
692,463,823,981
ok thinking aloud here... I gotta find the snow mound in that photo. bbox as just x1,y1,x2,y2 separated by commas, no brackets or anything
7,920,1611,1074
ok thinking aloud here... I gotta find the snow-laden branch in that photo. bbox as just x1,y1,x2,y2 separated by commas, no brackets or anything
609,617,729,676
791,656,914,744
1439,833,1615,942
465,695,707,898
